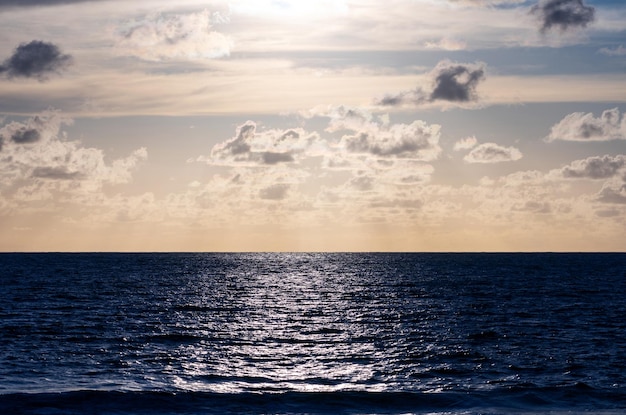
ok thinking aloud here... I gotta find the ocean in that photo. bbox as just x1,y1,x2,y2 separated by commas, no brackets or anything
0,252,625,414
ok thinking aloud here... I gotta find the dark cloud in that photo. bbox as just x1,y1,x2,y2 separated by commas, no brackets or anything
31,166,83,180
429,63,485,102
530,0,595,33
561,155,626,179
0,40,72,80
376,61,486,107
261,152,294,165
10,128,41,144
377,94,408,107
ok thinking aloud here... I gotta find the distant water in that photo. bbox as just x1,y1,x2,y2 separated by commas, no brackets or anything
1,253,625,415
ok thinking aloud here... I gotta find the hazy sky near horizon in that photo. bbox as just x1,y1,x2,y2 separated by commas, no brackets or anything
1,0,625,251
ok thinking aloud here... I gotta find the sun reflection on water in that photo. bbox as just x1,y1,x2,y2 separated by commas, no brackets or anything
165,253,407,393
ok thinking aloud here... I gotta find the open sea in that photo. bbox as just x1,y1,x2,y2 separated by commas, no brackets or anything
1,252,625,414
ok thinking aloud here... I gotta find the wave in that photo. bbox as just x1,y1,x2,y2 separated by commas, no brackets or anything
1,384,625,414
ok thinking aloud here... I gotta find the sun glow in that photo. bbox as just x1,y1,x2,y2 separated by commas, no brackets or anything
229,0,348,18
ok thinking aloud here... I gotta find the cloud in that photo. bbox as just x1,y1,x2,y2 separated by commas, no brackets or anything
530,0,595,33
0,110,69,147
207,121,324,167
376,61,486,108
512,200,552,214
300,105,442,164
115,10,232,61
599,45,626,56
545,108,626,142
347,175,375,192
464,142,523,163
430,61,486,102
380,159,435,184
212,121,254,160
259,183,290,200
454,136,478,151
340,121,441,160
0,111,146,191
553,154,626,205
424,38,467,51
560,155,626,179
192,109,440,225
320,105,381,133
595,208,621,218
597,184,626,204
0,41,72,80
9,128,41,144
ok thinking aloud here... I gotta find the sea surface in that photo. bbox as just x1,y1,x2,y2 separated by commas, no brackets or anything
1,252,625,414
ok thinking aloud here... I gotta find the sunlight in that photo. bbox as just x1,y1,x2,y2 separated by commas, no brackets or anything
230,0,348,18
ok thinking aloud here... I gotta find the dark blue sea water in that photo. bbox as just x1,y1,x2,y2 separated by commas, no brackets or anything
1,253,625,414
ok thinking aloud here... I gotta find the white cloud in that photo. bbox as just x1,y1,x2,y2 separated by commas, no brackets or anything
339,120,442,160
453,136,478,151
464,142,522,163
115,9,232,61
207,121,326,167
0,111,147,205
546,107,626,142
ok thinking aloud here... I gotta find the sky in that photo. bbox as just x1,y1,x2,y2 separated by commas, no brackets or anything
0,0,625,252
